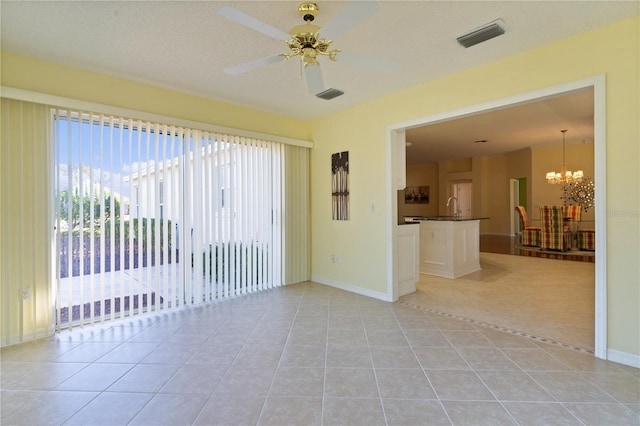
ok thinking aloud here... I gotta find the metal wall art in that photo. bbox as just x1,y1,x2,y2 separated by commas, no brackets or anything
331,151,349,220
561,177,595,212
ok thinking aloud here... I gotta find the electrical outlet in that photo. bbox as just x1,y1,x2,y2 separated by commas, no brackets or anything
334,256,341,264
21,288,32,301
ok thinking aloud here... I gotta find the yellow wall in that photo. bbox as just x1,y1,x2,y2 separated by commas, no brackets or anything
310,16,639,357
478,156,510,234
309,111,389,293
507,148,533,212
1,51,311,142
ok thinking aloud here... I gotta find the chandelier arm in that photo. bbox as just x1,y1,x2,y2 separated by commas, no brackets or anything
283,38,303,50
316,48,341,58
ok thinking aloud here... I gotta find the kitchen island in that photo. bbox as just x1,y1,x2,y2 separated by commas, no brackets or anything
406,216,487,279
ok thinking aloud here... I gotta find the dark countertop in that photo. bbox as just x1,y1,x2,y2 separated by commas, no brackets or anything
403,216,490,222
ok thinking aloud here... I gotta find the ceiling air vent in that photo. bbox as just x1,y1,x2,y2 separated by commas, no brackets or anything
316,88,344,100
457,19,505,48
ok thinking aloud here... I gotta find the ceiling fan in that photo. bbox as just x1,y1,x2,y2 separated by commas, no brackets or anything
218,1,398,98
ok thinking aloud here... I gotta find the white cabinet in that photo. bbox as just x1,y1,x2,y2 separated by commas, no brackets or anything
397,223,419,296
419,220,481,279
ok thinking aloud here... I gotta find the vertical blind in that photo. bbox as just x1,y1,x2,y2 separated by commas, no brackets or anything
0,98,53,345
284,144,310,284
53,108,287,329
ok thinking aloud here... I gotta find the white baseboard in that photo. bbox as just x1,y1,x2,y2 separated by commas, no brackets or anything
1,326,55,348
607,348,640,368
310,275,392,302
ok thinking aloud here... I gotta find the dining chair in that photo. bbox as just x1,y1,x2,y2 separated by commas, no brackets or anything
578,229,596,251
515,206,540,247
540,205,572,251
561,205,582,224
562,204,582,247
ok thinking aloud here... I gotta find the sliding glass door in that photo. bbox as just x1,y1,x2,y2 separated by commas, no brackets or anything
53,109,283,329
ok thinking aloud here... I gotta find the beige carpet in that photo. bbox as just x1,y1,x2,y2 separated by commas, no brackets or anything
400,252,595,351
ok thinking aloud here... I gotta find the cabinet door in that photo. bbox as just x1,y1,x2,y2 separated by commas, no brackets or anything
397,224,419,297
421,227,447,266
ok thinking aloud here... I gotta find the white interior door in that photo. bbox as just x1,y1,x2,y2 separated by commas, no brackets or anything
452,182,472,218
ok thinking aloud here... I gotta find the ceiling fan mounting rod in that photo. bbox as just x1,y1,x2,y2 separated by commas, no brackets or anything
299,2,319,22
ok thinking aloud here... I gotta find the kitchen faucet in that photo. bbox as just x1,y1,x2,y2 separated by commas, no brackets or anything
447,196,462,219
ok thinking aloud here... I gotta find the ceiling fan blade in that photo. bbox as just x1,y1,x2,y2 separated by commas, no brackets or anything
224,55,283,75
305,64,325,95
218,6,291,41
320,1,381,41
337,51,399,73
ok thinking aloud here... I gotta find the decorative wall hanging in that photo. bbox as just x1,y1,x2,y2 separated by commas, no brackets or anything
331,151,349,220
561,177,595,212
404,186,429,204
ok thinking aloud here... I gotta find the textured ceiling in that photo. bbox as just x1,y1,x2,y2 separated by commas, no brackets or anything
405,88,595,164
1,1,637,162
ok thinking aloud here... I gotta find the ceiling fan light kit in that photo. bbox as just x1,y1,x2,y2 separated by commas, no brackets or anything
280,28,340,67
281,3,340,68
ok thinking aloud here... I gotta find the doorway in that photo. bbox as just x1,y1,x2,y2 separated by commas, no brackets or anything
387,76,606,359
510,178,527,235
450,181,472,218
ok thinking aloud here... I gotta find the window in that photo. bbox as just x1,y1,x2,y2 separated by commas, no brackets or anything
53,109,284,328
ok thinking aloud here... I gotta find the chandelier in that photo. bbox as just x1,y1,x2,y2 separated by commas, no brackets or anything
546,129,584,185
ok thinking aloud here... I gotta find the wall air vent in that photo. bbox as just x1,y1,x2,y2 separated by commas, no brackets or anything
316,88,344,100
457,19,505,48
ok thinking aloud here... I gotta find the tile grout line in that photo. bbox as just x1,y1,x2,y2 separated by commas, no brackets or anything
321,290,330,426
433,315,517,422
392,308,455,426
362,298,389,426
398,301,595,355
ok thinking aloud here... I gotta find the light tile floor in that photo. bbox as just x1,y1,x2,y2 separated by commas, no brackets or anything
402,252,595,351
1,282,639,425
